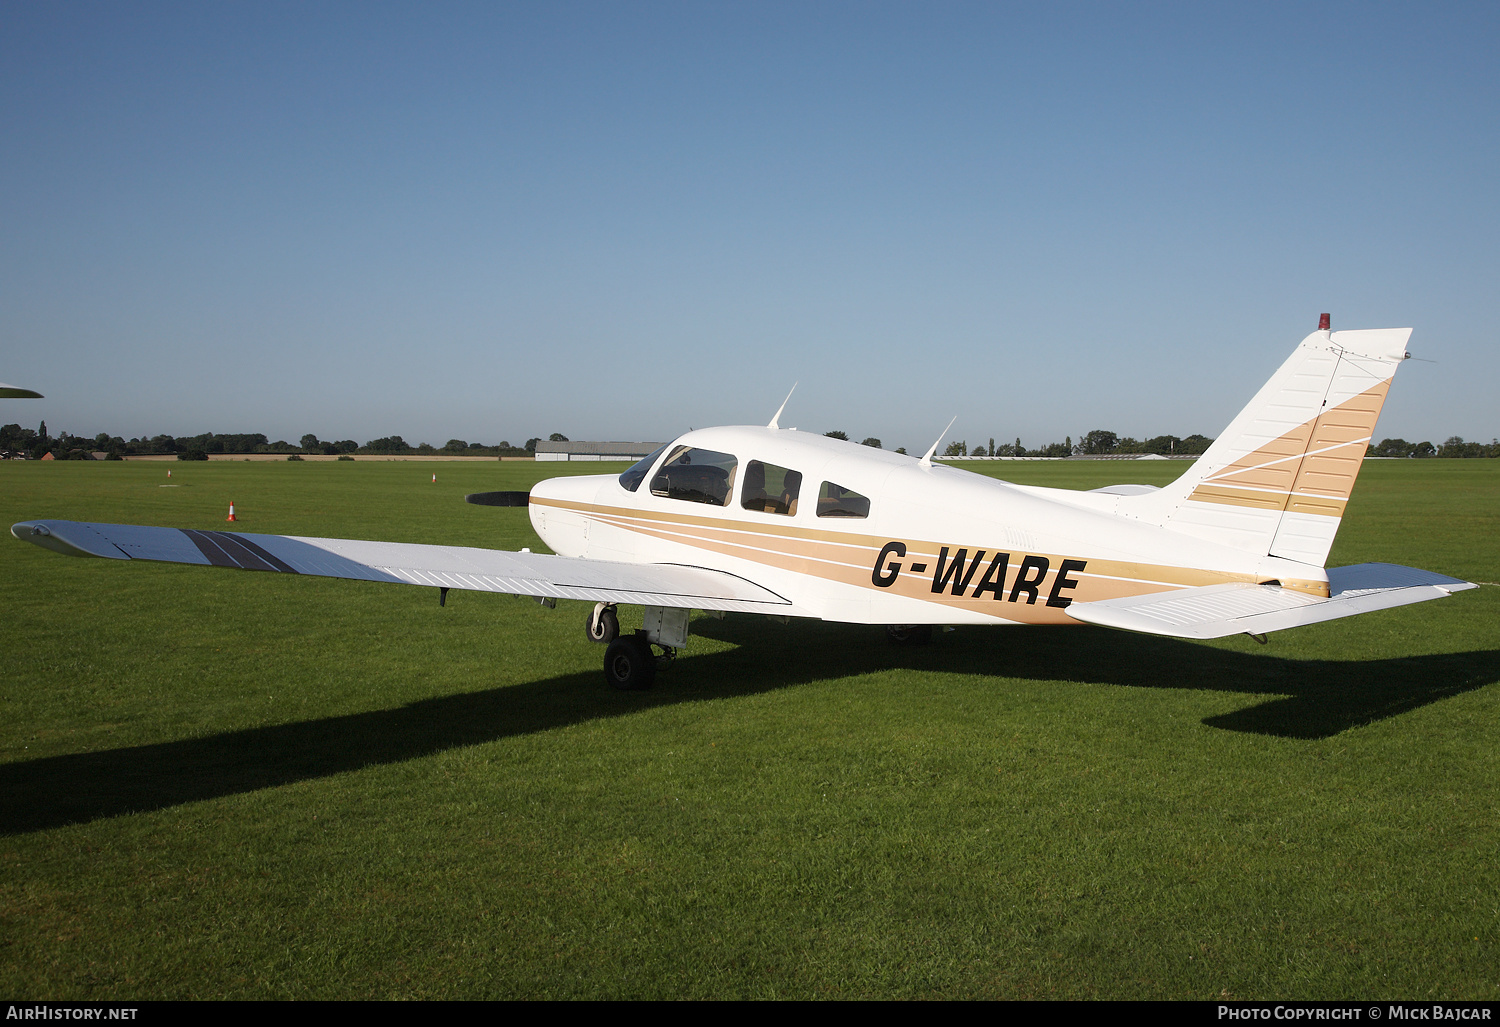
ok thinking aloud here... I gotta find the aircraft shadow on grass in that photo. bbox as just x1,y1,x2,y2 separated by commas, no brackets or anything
2,617,1496,836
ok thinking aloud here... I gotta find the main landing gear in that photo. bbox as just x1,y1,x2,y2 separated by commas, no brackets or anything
604,634,658,690
586,603,688,690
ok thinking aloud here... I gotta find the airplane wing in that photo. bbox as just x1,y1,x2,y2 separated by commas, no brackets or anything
1065,563,1477,639
10,520,802,615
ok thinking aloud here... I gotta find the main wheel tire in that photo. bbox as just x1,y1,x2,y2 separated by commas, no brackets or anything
884,624,933,646
585,605,620,644
604,636,657,690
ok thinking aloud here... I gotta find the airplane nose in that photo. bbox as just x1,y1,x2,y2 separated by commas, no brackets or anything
527,473,611,558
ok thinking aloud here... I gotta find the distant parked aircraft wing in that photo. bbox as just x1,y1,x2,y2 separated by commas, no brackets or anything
1065,563,1476,639
11,520,802,615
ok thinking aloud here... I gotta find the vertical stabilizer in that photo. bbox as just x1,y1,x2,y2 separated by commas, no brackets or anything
1132,322,1410,567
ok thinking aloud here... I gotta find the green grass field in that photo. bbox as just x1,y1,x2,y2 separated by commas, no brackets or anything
2,457,1496,999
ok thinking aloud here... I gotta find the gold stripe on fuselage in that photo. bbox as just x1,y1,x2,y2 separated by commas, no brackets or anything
531,496,1329,620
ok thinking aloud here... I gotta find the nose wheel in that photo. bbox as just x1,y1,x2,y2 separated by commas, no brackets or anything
585,602,620,643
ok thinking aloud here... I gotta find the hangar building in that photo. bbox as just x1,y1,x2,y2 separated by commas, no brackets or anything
533,441,663,462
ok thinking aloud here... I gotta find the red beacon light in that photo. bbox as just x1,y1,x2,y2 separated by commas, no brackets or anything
1318,312,1331,332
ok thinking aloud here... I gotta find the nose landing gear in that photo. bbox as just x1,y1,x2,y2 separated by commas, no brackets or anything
585,602,620,643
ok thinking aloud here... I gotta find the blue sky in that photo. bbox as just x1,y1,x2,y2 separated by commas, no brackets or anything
3,2,1496,452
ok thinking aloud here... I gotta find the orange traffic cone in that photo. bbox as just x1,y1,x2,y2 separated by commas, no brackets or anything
431,473,437,483
167,470,172,478
226,501,237,522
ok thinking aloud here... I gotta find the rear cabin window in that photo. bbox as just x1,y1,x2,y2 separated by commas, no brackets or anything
740,461,802,516
650,446,738,507
817,480,870,518
618,444,669,492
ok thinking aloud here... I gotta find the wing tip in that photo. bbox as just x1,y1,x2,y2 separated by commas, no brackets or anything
11,520,129,559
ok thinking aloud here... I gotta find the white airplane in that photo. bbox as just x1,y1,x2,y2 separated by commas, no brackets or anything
0,382,44,398
12,317,1477,689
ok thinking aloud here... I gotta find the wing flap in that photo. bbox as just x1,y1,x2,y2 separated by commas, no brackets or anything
1066,562,1476,639
12,520,800,614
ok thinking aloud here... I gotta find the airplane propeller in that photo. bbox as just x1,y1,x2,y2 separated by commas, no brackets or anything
464,491,531,507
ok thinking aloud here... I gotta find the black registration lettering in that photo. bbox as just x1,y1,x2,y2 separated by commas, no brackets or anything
1046,559,1087,608
968,552,1011,600
1008,555,1050,604
872,541,906,587
931,547,986,596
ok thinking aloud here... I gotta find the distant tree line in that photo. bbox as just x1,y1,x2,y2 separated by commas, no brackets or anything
0,423,557,460
823,431,884,448
937,431,1215,458
1368,437,1500,458
5,422,1497,462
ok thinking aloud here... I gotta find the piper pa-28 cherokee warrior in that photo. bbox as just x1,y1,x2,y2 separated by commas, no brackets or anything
13,315,1477,689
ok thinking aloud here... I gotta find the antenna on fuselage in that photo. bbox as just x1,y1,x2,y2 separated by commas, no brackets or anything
767,383,798,429
918,416,957,469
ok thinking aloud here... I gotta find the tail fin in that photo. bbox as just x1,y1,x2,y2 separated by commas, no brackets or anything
1134,321,1411,567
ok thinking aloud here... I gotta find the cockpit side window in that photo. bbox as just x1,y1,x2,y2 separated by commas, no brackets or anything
618,444,670,492
740,461,802,516
817,480,870,518
650,446,738,507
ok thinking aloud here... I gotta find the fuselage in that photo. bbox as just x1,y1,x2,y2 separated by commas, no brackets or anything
528,426,1328,626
